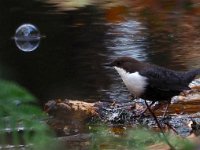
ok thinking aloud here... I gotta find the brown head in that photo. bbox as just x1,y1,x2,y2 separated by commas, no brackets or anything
109,57,146,73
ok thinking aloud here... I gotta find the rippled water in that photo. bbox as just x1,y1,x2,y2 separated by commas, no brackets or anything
0,0,200,104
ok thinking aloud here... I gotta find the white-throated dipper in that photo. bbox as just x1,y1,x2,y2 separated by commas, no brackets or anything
108,56,200,102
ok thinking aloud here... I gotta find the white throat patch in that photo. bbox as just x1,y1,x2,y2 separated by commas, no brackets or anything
114,66,147,97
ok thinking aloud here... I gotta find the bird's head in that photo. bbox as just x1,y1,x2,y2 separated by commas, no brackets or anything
108,57,144,73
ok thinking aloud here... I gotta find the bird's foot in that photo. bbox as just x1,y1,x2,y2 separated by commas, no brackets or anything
135,101,155,119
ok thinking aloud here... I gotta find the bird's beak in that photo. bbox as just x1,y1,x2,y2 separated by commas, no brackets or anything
103,63,113,67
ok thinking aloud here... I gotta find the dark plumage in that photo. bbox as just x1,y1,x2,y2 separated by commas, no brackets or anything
110,57,200,102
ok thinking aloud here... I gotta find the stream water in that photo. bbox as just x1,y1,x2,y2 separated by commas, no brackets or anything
0,0,200,104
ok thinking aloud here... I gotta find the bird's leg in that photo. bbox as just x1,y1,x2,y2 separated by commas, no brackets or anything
162,102,170,118
137,101,155,118
144,100,175,150
142,101,155,114
151,101,170,112
151,101,170,118
151,102,163,111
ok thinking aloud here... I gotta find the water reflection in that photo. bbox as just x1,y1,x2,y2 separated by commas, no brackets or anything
102,20,147,101
42,0,94,11
0,0,200,104
42,0,126,12
170,15,200,69
105,20,147,60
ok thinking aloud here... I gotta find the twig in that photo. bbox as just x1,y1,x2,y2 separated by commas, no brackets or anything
144,100,176,150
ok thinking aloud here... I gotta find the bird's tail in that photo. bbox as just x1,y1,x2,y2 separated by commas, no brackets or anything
184,68,200,83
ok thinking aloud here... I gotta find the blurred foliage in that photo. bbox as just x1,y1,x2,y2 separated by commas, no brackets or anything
89,125,195,150
0,79,62,149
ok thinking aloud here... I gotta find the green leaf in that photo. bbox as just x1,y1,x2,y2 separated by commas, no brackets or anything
0,79,36,103
0,79,60,149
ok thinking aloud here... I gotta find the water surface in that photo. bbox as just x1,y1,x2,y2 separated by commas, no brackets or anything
0,0,200,104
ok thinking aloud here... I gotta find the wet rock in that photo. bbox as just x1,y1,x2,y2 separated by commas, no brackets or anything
45,78,200,137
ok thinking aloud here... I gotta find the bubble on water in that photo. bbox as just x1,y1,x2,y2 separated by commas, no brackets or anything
14,24,42,52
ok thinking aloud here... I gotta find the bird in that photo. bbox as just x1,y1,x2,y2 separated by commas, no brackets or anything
108,56,200,103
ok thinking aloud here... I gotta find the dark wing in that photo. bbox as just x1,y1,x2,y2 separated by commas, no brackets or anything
140,66,190,92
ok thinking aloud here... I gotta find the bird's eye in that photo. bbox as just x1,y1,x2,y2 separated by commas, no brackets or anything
117,62,121,66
